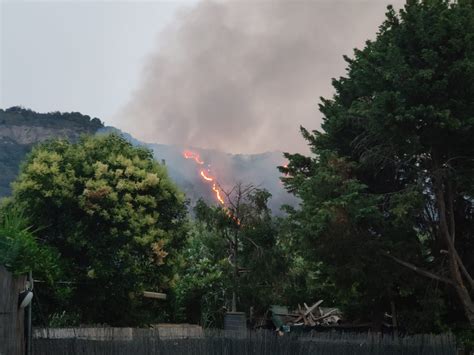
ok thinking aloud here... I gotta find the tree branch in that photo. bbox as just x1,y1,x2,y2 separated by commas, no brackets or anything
455,249,474,291
244,236,263,257
385,253,454,285
446,180,456,243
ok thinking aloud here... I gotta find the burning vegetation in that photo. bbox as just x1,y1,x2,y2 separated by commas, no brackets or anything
183,149,239,223
183,149,225,205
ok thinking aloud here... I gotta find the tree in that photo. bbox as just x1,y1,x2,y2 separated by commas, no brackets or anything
0,203,59,281
283,1,474,329
11,134,187,325
174,184,287,325
173,220,232,327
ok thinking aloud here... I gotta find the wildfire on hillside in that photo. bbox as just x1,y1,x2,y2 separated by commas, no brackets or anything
183,149,239,224
200,170,213,182
183,150,204,165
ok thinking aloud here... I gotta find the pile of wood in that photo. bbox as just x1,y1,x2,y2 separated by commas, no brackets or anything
291,300,341,326
270,300,342,330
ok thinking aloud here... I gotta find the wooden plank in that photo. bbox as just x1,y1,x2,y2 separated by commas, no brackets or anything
0,266,26,355
143,291,167,300
313,308,338,322
304,300,323,316
294,300,323,323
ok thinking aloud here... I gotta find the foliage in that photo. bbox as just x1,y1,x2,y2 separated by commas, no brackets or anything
282,153,421,328
282,0,474,331
455,328,474,352
174,189,289,326
0,107,103,130
0,107,104,198
11,133,187,326
173,223,232,327
276,214,340,308
0,204,59,280
47,311,81,328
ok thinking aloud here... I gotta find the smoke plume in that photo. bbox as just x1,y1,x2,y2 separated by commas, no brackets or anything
116,0,404,154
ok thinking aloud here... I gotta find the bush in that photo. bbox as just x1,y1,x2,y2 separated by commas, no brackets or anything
0,204,59,280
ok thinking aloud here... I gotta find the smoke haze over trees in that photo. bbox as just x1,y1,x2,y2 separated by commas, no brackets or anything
117,0,404,154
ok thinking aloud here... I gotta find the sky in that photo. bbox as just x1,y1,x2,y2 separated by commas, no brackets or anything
1,0,404,154
0,0,198,119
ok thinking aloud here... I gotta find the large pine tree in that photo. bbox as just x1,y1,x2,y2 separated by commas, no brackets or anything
283,0,474,328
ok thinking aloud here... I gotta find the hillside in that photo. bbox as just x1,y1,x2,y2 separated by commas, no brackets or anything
100,128,297,213
0,107,104,196
0,108,296,212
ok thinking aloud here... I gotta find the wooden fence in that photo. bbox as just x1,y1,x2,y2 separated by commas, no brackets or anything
34,324,204,341
32,329,458,355
0,266,26,355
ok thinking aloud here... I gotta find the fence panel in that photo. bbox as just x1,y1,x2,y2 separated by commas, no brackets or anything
0,266,26,355
32,328,457,355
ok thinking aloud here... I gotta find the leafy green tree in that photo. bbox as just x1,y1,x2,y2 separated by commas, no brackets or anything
11,134,187,325
276,212,342,313
173,221,232,327
175,186,288,326
0,203,59,280
283,1,474,330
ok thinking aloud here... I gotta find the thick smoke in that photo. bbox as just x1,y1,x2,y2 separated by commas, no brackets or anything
116,0,404,154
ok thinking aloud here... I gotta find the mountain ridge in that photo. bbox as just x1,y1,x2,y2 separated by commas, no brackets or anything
0,108,296,212
0,107,104,196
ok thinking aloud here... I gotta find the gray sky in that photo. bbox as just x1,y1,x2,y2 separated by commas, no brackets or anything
1,0,404,154
0,0,198,118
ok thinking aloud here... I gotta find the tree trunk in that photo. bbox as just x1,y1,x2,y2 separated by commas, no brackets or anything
231,230,238,312
455,284,474,326
433,155,474,327
390,300,398,331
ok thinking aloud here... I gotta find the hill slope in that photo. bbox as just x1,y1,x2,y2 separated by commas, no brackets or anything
100,128,296,212
0,108,296,212
0,107,103,196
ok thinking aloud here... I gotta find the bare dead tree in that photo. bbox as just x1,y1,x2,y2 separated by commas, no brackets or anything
218,182,265,312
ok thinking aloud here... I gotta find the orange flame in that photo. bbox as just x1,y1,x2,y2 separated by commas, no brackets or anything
183,150,204,164
225,209,241,225
200,170,213,182
183,149,224,205
279,162,289,185
183,149,240,225
212,183,225,204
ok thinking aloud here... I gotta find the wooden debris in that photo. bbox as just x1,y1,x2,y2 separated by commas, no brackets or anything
270,299,342,330
143,291,167,300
